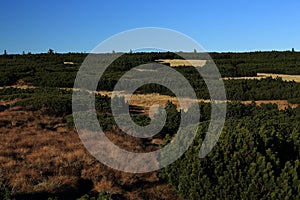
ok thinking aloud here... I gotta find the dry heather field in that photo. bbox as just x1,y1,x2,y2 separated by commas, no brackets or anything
0,100,180,199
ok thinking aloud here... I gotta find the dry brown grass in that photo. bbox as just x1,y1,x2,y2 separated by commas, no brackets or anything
98,91,210,116
223,73,300,83
241,100,299,110
0,79,36,90
156,59,207,67
0,102,180,199
1,85,297,198
257,73,300,82
100,91,299,112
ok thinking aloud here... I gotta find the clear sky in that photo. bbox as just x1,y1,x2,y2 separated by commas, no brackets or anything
1,0,299,54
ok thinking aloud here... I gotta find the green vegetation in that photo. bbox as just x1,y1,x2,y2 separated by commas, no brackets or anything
0,169,12,200
0,53,84,87
224,77,300,100
159,103,300,199
0,86,183,133
77,192,112,200
2,51,300,100
1,51,300,199
210,51,300,76
288,97,300,104
13,89,72,116
0,88,113,116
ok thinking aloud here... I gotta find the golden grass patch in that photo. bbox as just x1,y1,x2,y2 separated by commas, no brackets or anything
223,73,300,83
156,59,207,67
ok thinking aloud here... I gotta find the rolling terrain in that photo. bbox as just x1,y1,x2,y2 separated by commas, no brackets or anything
1,51,300,199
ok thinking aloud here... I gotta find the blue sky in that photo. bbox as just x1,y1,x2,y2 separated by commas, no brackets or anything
1,0,299,53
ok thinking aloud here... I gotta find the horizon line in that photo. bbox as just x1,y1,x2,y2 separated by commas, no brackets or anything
1,48,299,55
